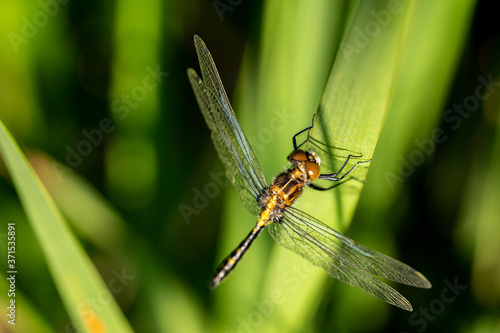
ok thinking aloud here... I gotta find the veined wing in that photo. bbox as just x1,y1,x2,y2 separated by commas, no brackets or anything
268,207,431,311
187,35,267,215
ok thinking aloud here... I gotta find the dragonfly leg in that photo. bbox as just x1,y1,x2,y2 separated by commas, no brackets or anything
310,157,371,191
308,176,366,191
292,114,315,150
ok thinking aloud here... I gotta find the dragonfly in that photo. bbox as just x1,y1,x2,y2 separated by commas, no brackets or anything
187,35,431,311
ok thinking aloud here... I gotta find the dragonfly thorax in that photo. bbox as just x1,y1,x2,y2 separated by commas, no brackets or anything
287,149,321,181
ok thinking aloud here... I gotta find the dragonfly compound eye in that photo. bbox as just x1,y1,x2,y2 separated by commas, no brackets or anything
288,149,307,163
306,161,320,181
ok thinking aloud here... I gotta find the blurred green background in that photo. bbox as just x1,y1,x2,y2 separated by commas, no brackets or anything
0,0,499,332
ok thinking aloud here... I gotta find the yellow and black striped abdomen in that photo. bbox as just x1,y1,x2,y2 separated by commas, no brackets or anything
208,224,265,289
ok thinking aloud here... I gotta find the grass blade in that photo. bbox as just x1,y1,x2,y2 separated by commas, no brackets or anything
0,118,133,333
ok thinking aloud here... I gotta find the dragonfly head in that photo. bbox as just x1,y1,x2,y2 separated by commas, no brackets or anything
288,149,322,181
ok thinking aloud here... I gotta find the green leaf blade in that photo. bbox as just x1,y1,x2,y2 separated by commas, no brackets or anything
0,118,134,333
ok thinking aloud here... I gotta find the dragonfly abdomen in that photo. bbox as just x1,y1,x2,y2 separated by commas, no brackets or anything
208,225,264,288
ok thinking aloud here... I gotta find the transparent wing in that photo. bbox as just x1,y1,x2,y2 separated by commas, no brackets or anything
187,35,267,215
268,207,431,311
